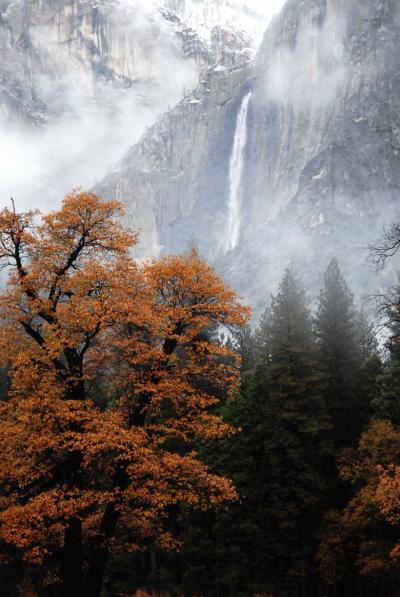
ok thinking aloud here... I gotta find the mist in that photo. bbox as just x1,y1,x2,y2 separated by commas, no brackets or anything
0,0,201,211
0,0,284,213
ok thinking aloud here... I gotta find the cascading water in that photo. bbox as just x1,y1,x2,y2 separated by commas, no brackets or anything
226,91,251,252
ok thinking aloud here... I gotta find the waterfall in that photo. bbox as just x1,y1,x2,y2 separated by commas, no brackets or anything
227,91,251,252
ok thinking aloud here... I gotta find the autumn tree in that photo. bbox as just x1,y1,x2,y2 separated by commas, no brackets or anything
0,192,248,596
318,421,400,596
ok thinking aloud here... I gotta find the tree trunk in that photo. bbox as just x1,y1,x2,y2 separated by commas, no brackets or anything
60,518,83,597
83,502,120,597
63,351,86,401
83,329,184,596
84,468,128,597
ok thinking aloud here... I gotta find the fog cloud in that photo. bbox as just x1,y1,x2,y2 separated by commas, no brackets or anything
0,0,201,211
263,6,348,110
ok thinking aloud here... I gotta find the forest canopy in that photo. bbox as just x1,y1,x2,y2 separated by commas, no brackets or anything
1,192,400,597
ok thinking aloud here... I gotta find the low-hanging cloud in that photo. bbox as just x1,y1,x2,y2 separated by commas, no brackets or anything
262,5,348,111
0,0,201,211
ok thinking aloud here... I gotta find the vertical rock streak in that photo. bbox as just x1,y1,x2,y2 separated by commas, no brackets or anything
227,91,251,252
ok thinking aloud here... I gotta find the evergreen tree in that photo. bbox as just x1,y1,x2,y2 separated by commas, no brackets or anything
181,370,269,597
238,324,256,372
357,353,383,427
257,269,331,596
356,308,382,427
254,305,271,363
356,308,379,362
173,270,331,597
372,297,400,426
315,258,361,447
372,359,400,425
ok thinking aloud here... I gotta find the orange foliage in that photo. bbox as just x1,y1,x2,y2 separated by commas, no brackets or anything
0,191,248,591
375,447,400,562
318,420,400,586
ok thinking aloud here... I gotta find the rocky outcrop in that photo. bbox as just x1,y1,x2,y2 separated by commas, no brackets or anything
96,0,400,313
0,0,199,126
0,0,263,126
94,64,252,259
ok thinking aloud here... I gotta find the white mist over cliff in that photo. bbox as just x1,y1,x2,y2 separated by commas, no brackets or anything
0,0,285,212
6,0,396,317
0,0,197,210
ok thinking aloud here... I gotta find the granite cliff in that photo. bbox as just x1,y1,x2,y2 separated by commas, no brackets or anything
96,0,400,312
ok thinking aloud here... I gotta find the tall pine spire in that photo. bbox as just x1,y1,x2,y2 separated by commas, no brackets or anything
315,258,360,447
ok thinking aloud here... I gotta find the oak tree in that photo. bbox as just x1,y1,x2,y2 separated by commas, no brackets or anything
0,192,248,596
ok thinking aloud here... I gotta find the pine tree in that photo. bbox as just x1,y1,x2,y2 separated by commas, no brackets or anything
315,258,361,447
254,305,271,363
356,308,379,362
213,271,331,595
181,370,269,597
238,324,256,372
356,308,382,428
257,269,331,595
170,271,331,597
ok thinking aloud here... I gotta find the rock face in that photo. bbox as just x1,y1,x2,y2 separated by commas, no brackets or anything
228,0,400,311
0,0,263,210
0,0,264,126
95,64,252,259
96,0,400,313
0,0,200,126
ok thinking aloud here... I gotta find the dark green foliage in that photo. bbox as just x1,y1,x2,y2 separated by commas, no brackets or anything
315,259,363,447
356,309,382,427
358,354,383,425
372,359,400,425
171,270,332,597
254,305,271,362
253,270,331,595
179,380,269,597
237,324,256,372
356,308,379,362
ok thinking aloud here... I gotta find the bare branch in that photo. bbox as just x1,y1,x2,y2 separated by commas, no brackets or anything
370,222,400,270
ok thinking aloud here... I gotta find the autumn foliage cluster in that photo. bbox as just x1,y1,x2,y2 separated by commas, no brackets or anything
0,192,247,595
